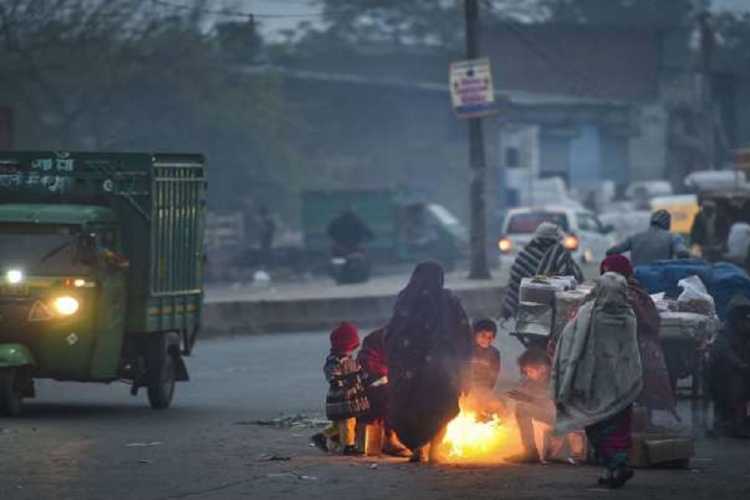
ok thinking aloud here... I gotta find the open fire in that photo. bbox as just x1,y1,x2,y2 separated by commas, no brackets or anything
440,398,517,462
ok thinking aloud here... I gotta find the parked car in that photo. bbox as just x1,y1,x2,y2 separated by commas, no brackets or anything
496,206,615,266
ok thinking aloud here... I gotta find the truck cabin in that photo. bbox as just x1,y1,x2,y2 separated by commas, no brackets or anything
0,204,122,281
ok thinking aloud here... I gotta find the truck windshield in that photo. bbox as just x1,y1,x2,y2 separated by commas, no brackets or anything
0,223,91,275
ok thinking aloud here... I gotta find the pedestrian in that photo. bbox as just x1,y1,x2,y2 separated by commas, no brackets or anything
327,208,374,256
708,294,750,438
552,273,643,489
257,205,275,268
690,200,721,260
501,222,584,320
600,255,677,418
470,319,501,393
385,261,473,463
606,209,690,267
356,328,411,457
311,322,370,456
726,222,750,274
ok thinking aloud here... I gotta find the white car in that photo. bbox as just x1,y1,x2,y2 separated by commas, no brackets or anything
497,206,616,266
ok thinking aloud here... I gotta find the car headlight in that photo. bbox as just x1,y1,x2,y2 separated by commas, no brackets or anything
53,296,80,316
498,238,512,253
6,269,23,284
562,235,579,252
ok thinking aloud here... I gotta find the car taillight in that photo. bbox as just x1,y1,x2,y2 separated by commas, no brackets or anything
563,234,579,252
498,237,513,253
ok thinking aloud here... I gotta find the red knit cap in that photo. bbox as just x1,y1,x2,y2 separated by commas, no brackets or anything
330,322,360,353
600,254,634,278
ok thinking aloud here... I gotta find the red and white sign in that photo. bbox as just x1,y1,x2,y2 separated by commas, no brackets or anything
450,58,496,118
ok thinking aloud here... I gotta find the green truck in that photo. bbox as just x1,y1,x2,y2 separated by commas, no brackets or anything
301,189,468,269
0,152,206,415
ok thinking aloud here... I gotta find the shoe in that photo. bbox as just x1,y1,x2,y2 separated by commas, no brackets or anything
310,433,328,452
383,444,412,458
343,445,363,456
608,466,634,489
597,470,613,487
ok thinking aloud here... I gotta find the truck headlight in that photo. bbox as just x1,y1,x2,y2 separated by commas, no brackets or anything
53,296,79,316
6,269,23,284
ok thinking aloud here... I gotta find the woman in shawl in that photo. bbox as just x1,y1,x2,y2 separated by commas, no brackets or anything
552,273,643,489
385,261,473,463
502,222,584,320
600,255,677,417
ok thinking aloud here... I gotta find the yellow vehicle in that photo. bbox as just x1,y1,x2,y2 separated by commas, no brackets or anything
650,195,699,237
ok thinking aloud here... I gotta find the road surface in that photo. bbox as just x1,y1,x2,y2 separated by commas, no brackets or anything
1,333,748,500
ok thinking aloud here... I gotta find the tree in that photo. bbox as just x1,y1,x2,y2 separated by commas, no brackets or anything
0,0,302,213
538,0,696,28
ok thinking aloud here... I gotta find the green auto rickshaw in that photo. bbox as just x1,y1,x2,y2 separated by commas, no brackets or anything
0,152,206,415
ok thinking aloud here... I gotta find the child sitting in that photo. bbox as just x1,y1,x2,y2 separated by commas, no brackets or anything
470,319,501,392
312,322,370,455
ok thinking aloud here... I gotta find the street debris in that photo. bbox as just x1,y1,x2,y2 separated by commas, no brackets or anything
125,441,163,448
266,473,317,481
369,463,378,470
236,414,328,430
259,454,292,462
138,459,153,464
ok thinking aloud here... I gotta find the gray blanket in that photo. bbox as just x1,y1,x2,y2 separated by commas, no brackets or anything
551,273,643,434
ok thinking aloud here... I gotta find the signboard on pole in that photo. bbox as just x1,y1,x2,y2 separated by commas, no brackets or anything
450,58,496,119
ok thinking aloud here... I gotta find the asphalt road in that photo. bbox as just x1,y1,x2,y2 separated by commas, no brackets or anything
1,333,749,500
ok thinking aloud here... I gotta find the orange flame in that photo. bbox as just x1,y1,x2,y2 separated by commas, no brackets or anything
440,398,516,462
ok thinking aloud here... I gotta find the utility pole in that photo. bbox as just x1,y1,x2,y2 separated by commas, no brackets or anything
697,10,716,169
465,0,491,279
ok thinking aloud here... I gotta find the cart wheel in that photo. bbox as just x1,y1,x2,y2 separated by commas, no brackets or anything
147,353,176,410
0,368,23,417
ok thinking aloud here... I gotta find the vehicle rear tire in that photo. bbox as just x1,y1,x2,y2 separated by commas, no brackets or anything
0,368,23,417
147,353,176,410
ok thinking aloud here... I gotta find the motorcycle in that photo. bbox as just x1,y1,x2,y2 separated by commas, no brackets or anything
330,244,371,285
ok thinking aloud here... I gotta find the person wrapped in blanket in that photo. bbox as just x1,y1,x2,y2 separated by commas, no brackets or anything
709,294,750,438
311,322,370,455
385,261,473,463
552,273,643,489
501,222,584,321
600,255,677,421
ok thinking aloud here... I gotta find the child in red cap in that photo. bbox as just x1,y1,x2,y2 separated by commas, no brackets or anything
312,322,370,455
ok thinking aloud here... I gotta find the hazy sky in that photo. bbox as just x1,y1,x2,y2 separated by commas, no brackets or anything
227,0,750,39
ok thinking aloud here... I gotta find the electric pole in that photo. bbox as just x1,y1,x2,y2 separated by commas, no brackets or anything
465,0,491,279
697,10,716,168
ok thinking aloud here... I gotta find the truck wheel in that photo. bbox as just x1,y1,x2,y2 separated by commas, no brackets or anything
147,353,176,410
0,369,22,417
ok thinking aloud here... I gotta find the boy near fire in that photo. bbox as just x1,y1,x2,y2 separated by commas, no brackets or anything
471,319,501,392
506,348,555,463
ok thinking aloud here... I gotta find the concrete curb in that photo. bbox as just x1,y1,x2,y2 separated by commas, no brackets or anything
201,286,506,337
